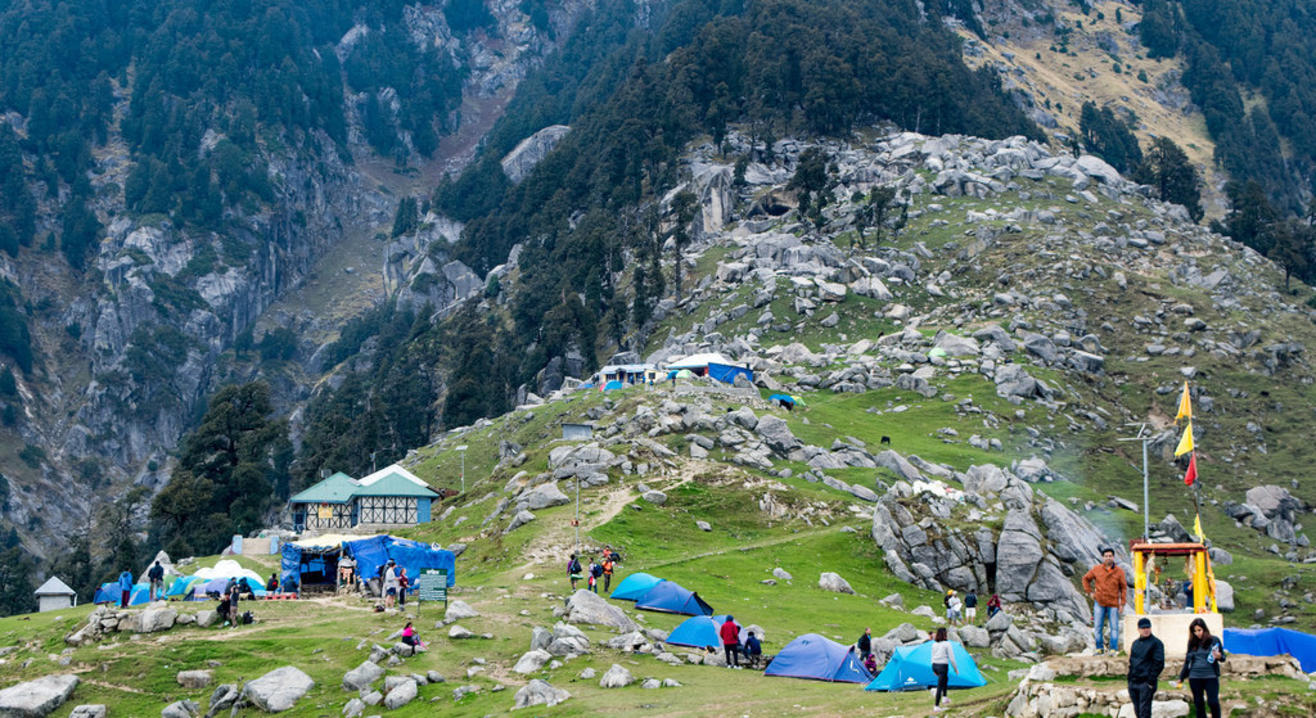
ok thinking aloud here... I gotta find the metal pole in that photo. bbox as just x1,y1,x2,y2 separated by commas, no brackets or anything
575,477,581,552
1142,437,1149,542
460,451,465,494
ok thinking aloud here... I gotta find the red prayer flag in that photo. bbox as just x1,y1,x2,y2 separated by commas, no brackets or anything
1183,453,1198,486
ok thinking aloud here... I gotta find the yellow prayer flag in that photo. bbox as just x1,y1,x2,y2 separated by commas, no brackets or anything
1174,421,1194,457
1175,381,1192,422
1193,513,1205,542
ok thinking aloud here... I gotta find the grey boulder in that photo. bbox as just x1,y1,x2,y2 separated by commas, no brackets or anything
598,664,635,688
565,590,638,633
0,674,79,718
513,680,570,710
242,666,314,712
818,572,855,594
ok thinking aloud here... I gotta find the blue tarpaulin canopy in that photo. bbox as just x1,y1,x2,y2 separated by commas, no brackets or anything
1224,627,1316,673
342,536,456,589
707,362,753,385
764,633,872,683
634,580,713,616
609,573,663,601
866,641,986,691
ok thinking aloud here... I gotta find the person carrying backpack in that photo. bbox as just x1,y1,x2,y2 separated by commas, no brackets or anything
588,561,603,593
567,553,582,590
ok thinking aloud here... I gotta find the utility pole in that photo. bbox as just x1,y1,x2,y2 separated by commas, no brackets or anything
456,445,467,494
575,476,581,553
1117,423,1153,542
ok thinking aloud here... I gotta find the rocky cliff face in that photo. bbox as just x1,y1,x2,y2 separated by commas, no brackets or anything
1,0,607,553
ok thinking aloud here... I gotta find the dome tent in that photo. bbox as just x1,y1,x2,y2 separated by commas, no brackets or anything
763,633,872,683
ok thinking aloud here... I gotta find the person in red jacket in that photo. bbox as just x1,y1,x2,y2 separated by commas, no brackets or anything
720,615,742,668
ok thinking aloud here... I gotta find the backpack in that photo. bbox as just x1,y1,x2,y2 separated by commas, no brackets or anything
610,551,623,563
568,559,582,574
590,563,603,578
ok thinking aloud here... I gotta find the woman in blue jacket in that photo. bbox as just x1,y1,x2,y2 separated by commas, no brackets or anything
1175,617,1225,718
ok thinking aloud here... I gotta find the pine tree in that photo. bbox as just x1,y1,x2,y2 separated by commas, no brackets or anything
669,190,698,300
1135,138,1202,221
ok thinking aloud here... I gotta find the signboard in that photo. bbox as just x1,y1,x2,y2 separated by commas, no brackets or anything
317,503,333,519
418,569,447,604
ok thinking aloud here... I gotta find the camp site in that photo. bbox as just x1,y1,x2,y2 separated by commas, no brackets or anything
5,326,1316,718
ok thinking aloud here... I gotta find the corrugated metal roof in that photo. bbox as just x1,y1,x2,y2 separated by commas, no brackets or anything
352,471,439,498
34,576,75,595
289,471,359,504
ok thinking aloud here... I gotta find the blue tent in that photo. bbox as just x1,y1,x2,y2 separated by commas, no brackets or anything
167,576,205,599
127,583,151,606
666,615,751,649
764,633,872,683
343,536,456,590
866,641,986,691
707,362,753,385
634,580,713,616
1224,627,1316,673
768,393,796,405
610,573,663,601
603,380,624,391
93,582,118,604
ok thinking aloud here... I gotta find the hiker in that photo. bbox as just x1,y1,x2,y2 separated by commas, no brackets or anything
946,590,963,625
1127,617,1166,718
856,627,873,661
567,553,583,590
588,560,603,593
1176,617,1225,718
226,585,240,628
720,615,742,668
930,627,959,712
397,568,409,607
603,545,621,565
986,593,1002,618
382,560,399,608
265,573,279,593
601,555,615,593
401,621,426,650
147,560,165,601
964,590,978,624
1082,547,1128,654
118,570,134,608
744,630,763,668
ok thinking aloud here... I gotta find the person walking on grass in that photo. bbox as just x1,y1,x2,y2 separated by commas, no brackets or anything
567,553,583,591
226,585,240,629
1082,547,1127,654
964,590,978,624
1127,617,1165,718
1176,617,1225,718
720,615,742,668
382,560,399,609
601,554,614,593
930,627,959,712
588,560,603,593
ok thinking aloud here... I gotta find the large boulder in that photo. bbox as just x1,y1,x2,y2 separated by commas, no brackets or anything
521,482,570,510
176,670,213,690
161,700,199,718
512,649,553,675
1245,485,1303,520
342,661,384,691
68,707,106,718
995,529,1043,600
1215,580,1235,613
598,664,635,688
565,590,638,633
875,451,922,481
383,680,417,710
513,680,570,710
0,674,79,717
444,600,480,622
505,510,536,533
135,606,178,633
933,331,980,357
241,666,314,712
501,125,571,184
818,572,855,594
755,415,801,456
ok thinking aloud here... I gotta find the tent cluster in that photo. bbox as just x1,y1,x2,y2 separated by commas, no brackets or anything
280,534,456,595
609,573,712,616
609,571,985,692
93,560,269,605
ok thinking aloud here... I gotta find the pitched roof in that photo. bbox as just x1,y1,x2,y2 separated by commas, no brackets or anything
34,576,75,596
358,464,429,489
666,352,731,369
353,471,439,499
289,471,360,504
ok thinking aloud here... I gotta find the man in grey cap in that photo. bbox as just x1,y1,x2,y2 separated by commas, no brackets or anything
1127,617,1165,718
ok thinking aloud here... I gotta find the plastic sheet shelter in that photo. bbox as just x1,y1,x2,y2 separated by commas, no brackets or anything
343,535,456,588
763,633,872,683
706,362,753,385
1224,627,1316,673
865,641,986,691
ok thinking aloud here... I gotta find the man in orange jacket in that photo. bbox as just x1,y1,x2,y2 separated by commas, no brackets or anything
1083,547,1128,654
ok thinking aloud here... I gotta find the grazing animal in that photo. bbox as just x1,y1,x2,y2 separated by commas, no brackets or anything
880,436,891,445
